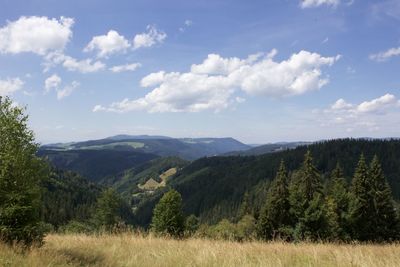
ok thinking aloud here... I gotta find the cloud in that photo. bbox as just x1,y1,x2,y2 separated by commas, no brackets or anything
0,77,24,96
370,0,400,21
300,0,340,8
329,94,399,114
369,47,400,62
44,74,61,93
44,52,105,73
331,98,353,110
184,20,193,27
133,25,166,50
357,94,399,113
179,20,193,32
84,30,130,58
109,63,141,73
0,16,73,55
94,50,339,113
319,93,400,132
44,74,79,99
57,81,79,100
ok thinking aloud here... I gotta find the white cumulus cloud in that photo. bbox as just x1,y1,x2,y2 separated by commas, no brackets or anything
94,50,339,113
109,63,141,73
133,25,166,50
44,74,61,93
57,81,79,100
0,16,74,55
0,78,24,96
357,94,399,113
300,0,340,8
84,30,130,58
319,93,400,132
369,47,400,62
44,52,105,73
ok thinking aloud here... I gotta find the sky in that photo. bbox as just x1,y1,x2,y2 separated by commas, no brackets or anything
1,0,400,144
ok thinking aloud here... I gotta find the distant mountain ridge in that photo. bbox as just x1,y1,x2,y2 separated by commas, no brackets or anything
41,135,251,160
224,141,312,156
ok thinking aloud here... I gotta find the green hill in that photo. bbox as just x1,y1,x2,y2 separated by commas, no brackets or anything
38,149,159,182
133,139,400,227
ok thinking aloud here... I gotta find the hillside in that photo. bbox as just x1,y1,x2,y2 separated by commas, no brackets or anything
225,141,312,156
111,157,188,203
38,149,159,182
41,136,251,160
134,139,400,226
42,169,102,227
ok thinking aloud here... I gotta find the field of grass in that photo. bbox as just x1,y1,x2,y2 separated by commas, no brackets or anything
1,234,400,267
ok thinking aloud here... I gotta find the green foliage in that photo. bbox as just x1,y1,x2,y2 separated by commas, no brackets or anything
93,188,132,231
184,214,199,236
153,138,400,228
367,156,399,241
0,97,47,246
151,189,185,237
289,151,327,241
326,163,351,241
195,215,257,241
237,191,252,219
338,154,400,242
38,149,158,182
236,215,257,241
41,169,101,228
258,160,291,240
350,154,374,240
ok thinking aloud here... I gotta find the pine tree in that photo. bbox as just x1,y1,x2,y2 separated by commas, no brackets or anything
369,155,399,241
326,163,351,240
151,189,185,237
238,191,252,219
289,151,327,241
258,160,291,240
93,188,125,231
0,96,47,246
349,154,374,241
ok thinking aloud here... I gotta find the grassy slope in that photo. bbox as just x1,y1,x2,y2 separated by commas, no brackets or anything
1,234,400,267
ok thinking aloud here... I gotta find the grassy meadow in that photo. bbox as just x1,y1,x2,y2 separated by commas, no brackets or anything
1,234,400,267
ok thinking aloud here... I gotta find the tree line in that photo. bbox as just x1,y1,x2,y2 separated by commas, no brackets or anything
150,151,400,242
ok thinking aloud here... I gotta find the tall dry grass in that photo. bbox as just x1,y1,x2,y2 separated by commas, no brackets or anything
1,233,400,266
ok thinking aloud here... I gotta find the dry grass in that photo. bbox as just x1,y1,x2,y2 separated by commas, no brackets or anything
1,234,400,267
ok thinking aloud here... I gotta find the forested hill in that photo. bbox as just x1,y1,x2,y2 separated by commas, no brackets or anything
134,138,400,226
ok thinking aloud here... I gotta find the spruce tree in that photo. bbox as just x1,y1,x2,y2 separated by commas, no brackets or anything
0,96,47,246
151,189,185,237
350,154,374,241
369,155,399,241
326,163,350,240
289,151,327,240
238,191,252,219
93,188,125,231
258,160,291,240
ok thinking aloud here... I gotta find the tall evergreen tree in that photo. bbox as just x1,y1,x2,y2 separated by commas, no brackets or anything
368,155,399,241
238,191,252,219
93,188,126,231
151,189,185,237
350,154,374,240
0,96,47,246
289,151,327,240
326,163,350,240
258,160,291,240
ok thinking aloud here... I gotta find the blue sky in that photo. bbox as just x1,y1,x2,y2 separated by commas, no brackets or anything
1,0,400,144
